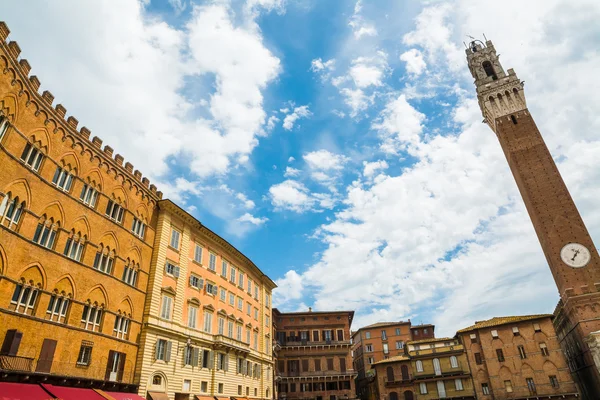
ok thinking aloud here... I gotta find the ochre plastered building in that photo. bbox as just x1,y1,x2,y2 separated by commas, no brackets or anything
0,21,159,392
352,321,413,400
136,199,276,400
466,39,600,398
457,315,578,399
274,309,356,400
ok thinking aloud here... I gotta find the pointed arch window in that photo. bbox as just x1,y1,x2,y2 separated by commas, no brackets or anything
131,217,146,239
81,304,103,332
113,313,130,340
33,218,59,250
46,293,70,323
122,259,139,287
450,355,458,368
105,199,124,224
52,165,75,192
20,142,44,171
10,282,39,315
482,61,497,80
80,183,99,208
93,246,115,275
0,116,9,141
0,193,24,230
64,231,86,262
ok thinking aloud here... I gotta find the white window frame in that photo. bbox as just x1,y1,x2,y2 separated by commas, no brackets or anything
0,194,24,230
52,166,74,192
237,297,243,310
416,360,424,372
11,284,38,314
229,292,235,306
189,274,202,289
188,305,198,329
420,382,427,394
113,315,129,339
165,261,180,278
170,228,181,249
79,184,99,208
218,317,225,335
81,305,103,331
33,221,57,249
365,344,373,352
239,272,244,288
209,253,217,271
122,264,138,287
194,244,203,263
482,383,490,395
395,341,404,350
161,295,173,320
230,266,236,282
20,142,44,171
203,312,213,333
491,329,499,338
221,259,228,276
46,295,69,323
64,235,85,262
247,279,252,294
228,320,234,338
105,199,124,223
131,217,146,239
455,378,463,391
77,343,93,366
0,116,9,141
93,249,114,275
237,324,242,341
220,288,226,301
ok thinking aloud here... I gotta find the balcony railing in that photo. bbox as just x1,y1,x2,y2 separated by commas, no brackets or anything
279,340,352,348
278,370,356,379
409,344,464,356
383,376,413,386
0,355,35,372
413,362,469,380
213,334,250,353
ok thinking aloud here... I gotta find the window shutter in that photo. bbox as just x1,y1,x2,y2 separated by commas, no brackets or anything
212,285,218,295
117,353,126,381
208,351,214,369
165,341,172,362
154,341,160,360
224,354,229,371
174,266,180,278
189,276,194,286
193,347,200,366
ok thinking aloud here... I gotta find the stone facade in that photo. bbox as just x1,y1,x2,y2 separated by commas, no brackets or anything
0,21,159,391
135,200,276,400
457,315,578,399
274,309,356,400
466,39,600,399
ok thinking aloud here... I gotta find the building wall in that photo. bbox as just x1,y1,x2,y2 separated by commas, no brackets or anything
459,317,578,399
0,22,158,389
275,310,356,400
373,359,413,400
136,202,275,400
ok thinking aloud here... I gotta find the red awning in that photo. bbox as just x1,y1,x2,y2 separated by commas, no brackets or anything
194,396,214,400
0,382,55,400
41,384,105,400
147,392,170,400
103,391,146,400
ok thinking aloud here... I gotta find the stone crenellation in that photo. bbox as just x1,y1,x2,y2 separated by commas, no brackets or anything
0,21,163,201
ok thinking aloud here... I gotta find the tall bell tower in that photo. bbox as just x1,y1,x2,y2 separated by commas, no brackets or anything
466,39,600,399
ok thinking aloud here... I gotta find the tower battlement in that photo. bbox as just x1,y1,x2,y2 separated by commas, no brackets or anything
0,21,162,201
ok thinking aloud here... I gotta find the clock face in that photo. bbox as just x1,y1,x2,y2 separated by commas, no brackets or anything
560,243,591,268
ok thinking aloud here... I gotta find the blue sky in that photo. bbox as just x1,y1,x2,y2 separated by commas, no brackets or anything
2,0,600,336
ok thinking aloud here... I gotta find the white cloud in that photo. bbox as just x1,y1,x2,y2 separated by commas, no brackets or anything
236,193,256,209
310,58,335,73
400,49,427,76
373,94,426,153
168,0,187,14
266,115,280,131
349,0,378,39
349,52,388,88
303,149,349,171
237,212,268,225
282,105,312,130
274,270,304,306
340,88,374,117
363,160,389,177
288,156,296,163
284,166,301,177
269,180,316,212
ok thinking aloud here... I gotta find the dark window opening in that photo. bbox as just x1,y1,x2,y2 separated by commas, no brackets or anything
482,61,497,80
511,115,518,124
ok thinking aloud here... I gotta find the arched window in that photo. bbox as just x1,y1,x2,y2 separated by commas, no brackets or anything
511,115,518,124
389,392,398,400
0,193,24,230
20,142,44,171
152,375,162,385
33,217,59,250
105,197,125,224
265,388,270,398
482,61,497,80
131,216,146,239
403,390,414,400
113,312,130,339
80,182,99,208
401,365,410,381
122,258,139,287
46,293,70,323
450,355,458,368
415,360,423,372
433,358,441,375
0,116,9,141
81,303,103,332
52,165,75,192
64,231,86,262
10,282,39,315
387,366,395,382
93,245,115,275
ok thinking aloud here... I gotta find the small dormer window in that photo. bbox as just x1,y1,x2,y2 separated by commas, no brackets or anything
482,61,497,80
512,327,520,336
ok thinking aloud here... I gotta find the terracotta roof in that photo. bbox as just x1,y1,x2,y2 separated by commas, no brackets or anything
407,337,455,345
456,314,553,333
372,355,410,365
356,321,410,330
411,324,434,328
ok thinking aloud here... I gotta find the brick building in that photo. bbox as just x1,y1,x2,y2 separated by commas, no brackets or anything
274,308,356,400
457,315,579,399
466,39,600,398
0,21,159,394
352,322,412,400
135,199,276,400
